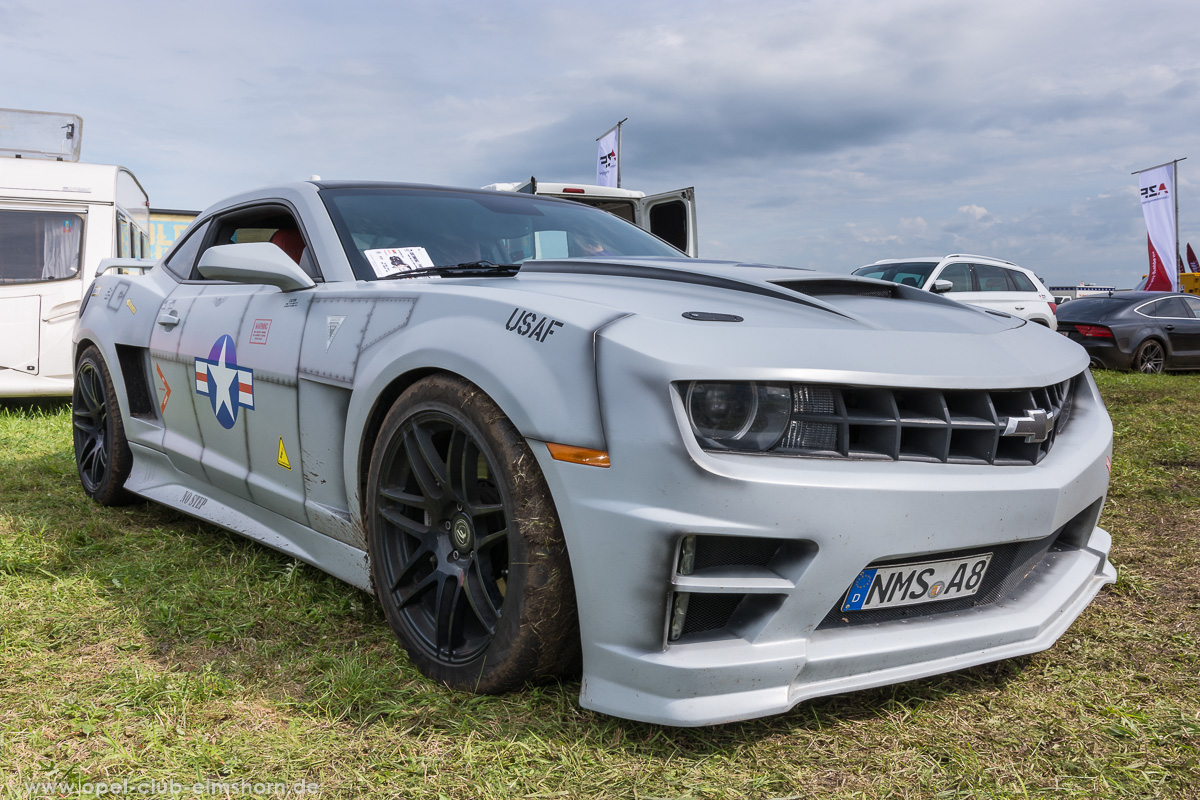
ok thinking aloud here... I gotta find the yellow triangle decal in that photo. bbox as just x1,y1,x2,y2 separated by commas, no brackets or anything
277,437,292,471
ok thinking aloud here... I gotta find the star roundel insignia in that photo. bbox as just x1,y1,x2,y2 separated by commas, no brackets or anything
194,334,255,429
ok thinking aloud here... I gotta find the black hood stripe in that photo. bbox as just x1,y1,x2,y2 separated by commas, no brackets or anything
520,261,852,318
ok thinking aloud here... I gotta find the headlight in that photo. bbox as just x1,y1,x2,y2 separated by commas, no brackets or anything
685,381,791,451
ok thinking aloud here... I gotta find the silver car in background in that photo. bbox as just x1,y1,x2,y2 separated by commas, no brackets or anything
73,182,1114,726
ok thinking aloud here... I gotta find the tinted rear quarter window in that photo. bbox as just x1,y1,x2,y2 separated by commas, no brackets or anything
1006,269,1036,292
1148,297,1192,318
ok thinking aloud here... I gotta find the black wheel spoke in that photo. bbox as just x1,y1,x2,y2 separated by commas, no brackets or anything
445,427,469,504
476,528,507,553
378,503,431,540
469,502,505,520
378,485,427,512
395,568,438,607
404,425,445,500
413,421,449,487
390,539,436,590
464,557,501,631
434,574,464,656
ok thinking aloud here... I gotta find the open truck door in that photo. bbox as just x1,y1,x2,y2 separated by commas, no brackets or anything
639,187,696,256
483,179,699,257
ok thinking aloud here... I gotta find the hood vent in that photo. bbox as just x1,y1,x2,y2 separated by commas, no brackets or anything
772,280,898,299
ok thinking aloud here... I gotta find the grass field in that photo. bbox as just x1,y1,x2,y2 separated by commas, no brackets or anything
1,372,1197,799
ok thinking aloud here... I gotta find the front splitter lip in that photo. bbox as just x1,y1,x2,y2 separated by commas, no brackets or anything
577,528,1114,727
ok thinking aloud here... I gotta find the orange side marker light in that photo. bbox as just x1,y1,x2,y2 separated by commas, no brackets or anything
546,442,610,468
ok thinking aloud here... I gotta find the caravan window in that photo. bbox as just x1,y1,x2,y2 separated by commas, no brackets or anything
0,210,85,283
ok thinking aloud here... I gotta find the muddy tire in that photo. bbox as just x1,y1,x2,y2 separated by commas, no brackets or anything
366,374,579,692
73,345,135,506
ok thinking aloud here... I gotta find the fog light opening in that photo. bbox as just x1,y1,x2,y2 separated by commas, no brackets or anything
669,591,691,641
678,534,697,576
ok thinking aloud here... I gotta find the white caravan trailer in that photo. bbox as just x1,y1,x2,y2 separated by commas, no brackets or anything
483,178,698,256
0,108,150,396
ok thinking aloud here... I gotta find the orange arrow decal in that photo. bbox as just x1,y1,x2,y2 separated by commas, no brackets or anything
156,363,172,413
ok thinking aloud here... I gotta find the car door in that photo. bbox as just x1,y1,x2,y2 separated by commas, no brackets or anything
1152,295,1200,366
638,187,697,256
968,262,1026,317
149,205,317,525
1179,297,1200,364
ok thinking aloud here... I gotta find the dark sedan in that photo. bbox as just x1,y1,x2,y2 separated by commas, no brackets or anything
1055,292,1200,372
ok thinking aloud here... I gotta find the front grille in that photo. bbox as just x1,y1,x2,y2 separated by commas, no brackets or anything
818,531,1065,629
775,375,1078,466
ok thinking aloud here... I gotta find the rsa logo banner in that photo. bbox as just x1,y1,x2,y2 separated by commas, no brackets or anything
195,335,255,429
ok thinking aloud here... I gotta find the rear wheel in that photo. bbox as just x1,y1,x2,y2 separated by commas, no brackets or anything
73,346,134,505
366,375,579,693
1132,339,1165,373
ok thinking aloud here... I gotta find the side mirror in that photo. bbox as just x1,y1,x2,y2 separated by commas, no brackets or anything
198,242,316,292
930,279,954,294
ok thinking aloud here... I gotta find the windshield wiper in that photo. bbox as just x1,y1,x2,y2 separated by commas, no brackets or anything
377,261,521,280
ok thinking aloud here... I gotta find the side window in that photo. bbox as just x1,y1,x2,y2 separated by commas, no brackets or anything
937,263,971,291
192,206,321,282
973,263,1010,292
1150,297,1191,318
1005,269,1036,292
1181,296,1200,318
117,214,132,258
163,220,212,279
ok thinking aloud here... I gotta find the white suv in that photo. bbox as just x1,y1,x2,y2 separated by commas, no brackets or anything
853,255,1058,330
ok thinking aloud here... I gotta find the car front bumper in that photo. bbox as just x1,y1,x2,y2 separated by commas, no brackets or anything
533,363,1114,726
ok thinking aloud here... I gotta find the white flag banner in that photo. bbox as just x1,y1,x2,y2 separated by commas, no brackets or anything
1138,163,1180,292
596,129,618,187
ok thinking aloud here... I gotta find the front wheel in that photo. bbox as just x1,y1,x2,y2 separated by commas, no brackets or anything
1132,339,1165,373
73,345,135,505
366,375,579,693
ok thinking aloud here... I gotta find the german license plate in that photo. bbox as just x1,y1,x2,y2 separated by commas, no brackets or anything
841,553,993,612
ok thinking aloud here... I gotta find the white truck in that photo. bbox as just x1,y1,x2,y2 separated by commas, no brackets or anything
483,177,698,257
0,108,151,396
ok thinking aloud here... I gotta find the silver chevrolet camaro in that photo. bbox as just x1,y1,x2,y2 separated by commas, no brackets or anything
72,181,1116,726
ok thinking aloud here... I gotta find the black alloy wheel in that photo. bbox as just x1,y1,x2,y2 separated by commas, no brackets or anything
1133,339,1166,373
367,375,579,692
73,346,134,505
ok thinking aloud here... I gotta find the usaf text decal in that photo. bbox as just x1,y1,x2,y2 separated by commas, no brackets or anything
505,307,564,343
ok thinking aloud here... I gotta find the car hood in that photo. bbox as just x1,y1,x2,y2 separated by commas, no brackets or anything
391,257,1088,389
515,257,1025,335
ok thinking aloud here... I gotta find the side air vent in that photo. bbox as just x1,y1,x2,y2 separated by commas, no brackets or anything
115,344,156,419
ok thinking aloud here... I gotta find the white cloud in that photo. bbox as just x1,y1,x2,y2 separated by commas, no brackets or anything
3,0,1198,287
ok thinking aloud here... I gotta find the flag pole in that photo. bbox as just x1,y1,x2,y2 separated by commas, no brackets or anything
1175,159,1182,273
597,118,627,187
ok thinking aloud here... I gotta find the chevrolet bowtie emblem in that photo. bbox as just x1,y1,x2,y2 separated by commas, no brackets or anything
1002,408,1055,444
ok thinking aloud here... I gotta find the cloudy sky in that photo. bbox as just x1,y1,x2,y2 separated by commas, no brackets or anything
4,0,1198,287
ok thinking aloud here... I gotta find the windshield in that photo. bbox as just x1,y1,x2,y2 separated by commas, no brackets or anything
852,262,937,287
322,187,684,281
0,210,85,283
